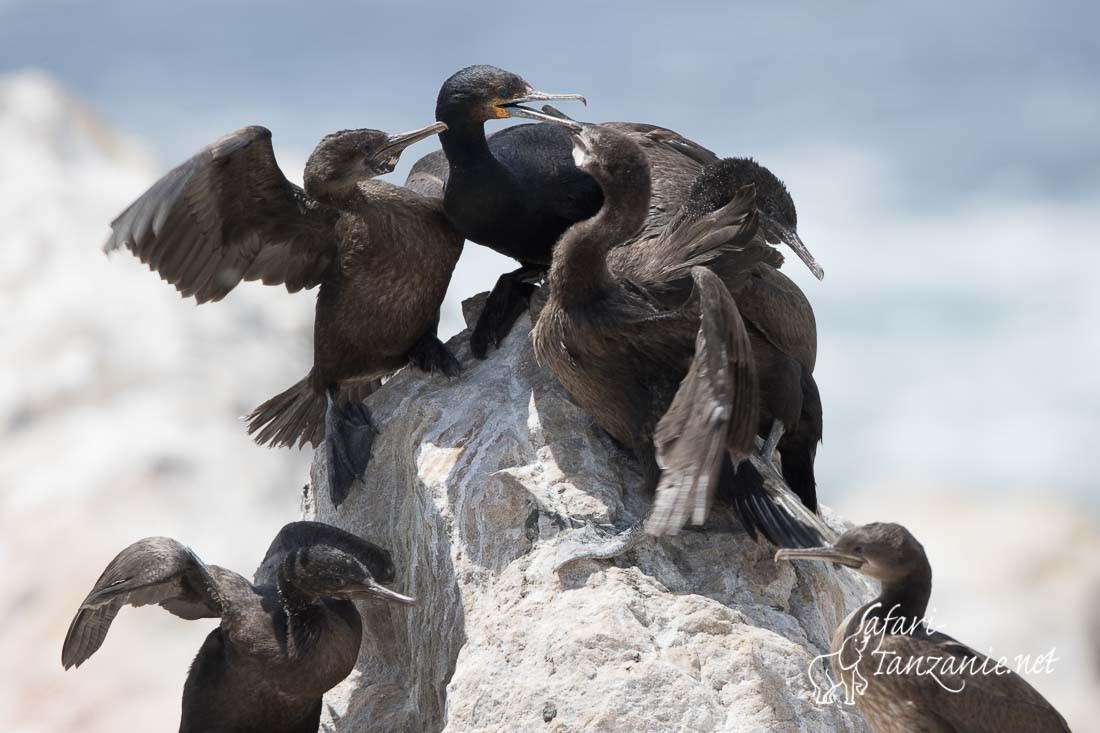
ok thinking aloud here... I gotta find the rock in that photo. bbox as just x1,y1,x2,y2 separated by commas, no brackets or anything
306,297,875,732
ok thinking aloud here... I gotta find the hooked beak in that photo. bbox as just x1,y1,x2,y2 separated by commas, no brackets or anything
379,121,449,156
775,546,864,569
349,578,417,606
763,216,824,280
499,90,587,124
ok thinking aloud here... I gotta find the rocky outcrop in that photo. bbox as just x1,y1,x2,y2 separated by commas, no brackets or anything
306,298,874,733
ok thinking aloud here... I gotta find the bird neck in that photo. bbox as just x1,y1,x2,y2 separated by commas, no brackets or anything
548,184,642,309
304,172,362,209
436,117,495,172
871,556,933,629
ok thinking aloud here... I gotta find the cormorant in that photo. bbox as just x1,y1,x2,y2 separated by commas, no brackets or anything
62,521,414,733
776,523,1070,732
105,122,462,505
531,121,833,566
680,160,823,512
429,64,598,357
539,104,825,512
416,71,825,358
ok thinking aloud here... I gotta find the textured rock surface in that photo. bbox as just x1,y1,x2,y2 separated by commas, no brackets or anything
307,299,875,733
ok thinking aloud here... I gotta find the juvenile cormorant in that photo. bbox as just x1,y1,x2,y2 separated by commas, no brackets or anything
105,122,462,505
679,160,824,512
531,121,832,565
62,521,414,733
776,523,1070,732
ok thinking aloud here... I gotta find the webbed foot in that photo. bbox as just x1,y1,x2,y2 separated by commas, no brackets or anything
324,390,378,507
409,333,461,377
471,266,542,358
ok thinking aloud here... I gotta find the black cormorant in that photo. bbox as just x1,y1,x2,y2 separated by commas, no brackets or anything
531,121,832,565
427,65,597,357
62,521,414,733
105,122,462,505
776,523,1070,732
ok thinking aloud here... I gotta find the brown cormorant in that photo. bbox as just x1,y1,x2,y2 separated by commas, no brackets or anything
776,523,1070,732
678,159,824,513
531,121,833,565
62,521,414,733
105,122,462,505
536,106,823,513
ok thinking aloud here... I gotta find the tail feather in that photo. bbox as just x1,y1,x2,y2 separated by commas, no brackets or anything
246,376,326,449
246,376,384,449
718,458,835,549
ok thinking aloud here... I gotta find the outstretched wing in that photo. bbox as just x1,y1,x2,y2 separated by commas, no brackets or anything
62,537,223,669
647,267,759,535
105,126,339,303
865,630,1070,732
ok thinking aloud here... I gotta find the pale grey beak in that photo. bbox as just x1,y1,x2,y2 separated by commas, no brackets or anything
775,547,864,569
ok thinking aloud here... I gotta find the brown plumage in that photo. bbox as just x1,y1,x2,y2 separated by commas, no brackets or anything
777,524,1070,733
62,522,414,733
532,122,833,567
679,159,823,511
105,123,462,504
445,105,825,512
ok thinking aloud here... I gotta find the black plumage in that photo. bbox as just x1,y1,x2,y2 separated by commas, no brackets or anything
62,522,414,733
426,65,598,357
105,122,462,504
531,122,833,566
776,524,1070,732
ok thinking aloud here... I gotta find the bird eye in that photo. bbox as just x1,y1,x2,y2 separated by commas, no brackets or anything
497,86,509,99
853,546,864,555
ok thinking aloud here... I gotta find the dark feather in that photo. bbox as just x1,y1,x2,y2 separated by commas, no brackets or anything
62,538,222,669
647,267,758,534
105,126,339,303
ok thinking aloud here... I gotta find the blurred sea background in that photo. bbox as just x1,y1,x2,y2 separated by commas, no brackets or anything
1,1,1097,730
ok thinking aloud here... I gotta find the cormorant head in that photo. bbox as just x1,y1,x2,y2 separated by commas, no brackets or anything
775,522,929,583
304,123,446,200
687,158,823,280
284,543,415,606
436,65,586,127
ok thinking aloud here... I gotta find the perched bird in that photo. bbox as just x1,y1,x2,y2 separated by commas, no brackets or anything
413,70,825,359
776,523,1070,733
62,521,414,733
424,64,598,357
540,104,825,512
680,160,824,512
105,122,462,505
531,120,833,567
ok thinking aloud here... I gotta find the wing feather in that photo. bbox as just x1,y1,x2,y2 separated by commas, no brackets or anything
646,267,759,535
61,538,223,669
105,126,339,303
